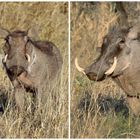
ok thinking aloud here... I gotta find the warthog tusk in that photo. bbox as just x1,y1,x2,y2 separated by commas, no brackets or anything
75,57,85,74
3,54,8,63
121,62,130,71
105,57,117,75
25,54,31,62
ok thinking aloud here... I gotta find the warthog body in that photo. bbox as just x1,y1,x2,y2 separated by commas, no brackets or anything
0,28,62,110
75,24,140,115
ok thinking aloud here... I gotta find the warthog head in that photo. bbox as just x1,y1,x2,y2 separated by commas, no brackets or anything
75,26,132,81
0,28,35,81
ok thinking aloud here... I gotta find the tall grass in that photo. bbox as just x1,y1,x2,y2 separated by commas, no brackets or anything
0,2,68,138
71,2,140,138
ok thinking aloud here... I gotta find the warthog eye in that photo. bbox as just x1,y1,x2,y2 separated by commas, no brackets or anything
108,59,114,64
3,43,10,54
5,36,12,44
118,38,125,44
120,39,125,43
118,38,125,49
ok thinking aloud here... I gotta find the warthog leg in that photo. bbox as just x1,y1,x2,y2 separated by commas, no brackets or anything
15,88,25,111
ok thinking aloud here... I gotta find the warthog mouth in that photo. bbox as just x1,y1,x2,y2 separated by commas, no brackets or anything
11,71,34,92
17,72,33,87
86,72,105,81
75,57,118,81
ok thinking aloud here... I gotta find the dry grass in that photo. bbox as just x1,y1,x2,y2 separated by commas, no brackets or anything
71,2,140,138
0,2,68,138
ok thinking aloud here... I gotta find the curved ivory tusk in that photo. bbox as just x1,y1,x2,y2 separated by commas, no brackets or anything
26,54,31,62
3,54,8,63
105,57,117,75
121,62,130,71
75,57,85,74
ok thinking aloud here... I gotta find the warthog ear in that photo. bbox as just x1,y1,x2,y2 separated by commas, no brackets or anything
27,26,40,41
0,28,10,39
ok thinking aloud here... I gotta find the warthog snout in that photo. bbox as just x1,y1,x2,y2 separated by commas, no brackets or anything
9,65,25,76
85,72,105,81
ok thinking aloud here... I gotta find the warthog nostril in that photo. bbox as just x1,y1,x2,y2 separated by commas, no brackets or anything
86,72,105,81
9,66,25,76
86,72,97,81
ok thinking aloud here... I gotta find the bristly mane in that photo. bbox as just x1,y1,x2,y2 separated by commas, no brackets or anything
9,30,27,37
33,41,54,55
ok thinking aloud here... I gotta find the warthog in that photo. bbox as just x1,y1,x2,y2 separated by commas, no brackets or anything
75,24,140,115
0,28,62,110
